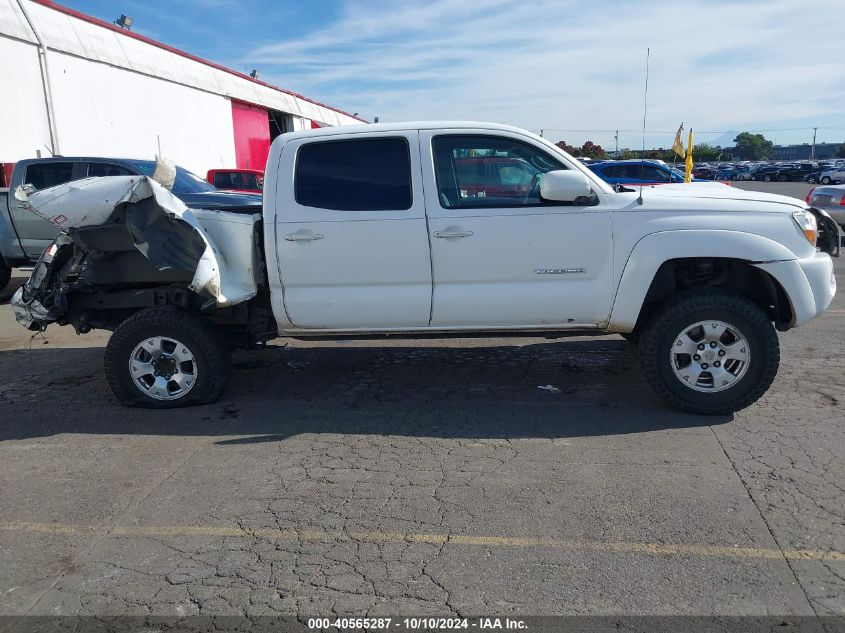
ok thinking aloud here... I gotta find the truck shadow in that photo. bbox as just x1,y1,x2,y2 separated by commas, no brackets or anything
0,339,731,442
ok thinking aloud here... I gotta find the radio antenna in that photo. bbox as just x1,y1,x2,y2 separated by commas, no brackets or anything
637,47,650,206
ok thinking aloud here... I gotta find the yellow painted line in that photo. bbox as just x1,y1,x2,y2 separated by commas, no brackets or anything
1,521,842,562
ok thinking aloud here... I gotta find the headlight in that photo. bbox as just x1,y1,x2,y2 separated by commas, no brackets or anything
792,209,817,246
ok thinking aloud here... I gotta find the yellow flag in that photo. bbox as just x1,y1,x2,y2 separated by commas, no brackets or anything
672,123,685,159
684,128,694,183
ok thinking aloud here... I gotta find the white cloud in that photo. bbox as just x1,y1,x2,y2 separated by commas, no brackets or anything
244,0,845,147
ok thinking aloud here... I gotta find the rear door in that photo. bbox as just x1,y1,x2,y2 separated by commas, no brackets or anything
275,131,432,329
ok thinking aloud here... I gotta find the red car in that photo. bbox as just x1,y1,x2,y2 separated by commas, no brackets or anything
454,156,539,198
206,168,263,194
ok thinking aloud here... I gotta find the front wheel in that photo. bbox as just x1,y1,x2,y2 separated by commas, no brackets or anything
821,177,831,184
639,290,779,415
104,307,230,408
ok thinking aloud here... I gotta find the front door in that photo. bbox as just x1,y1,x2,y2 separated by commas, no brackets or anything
275,131,432,329
421,131,614,328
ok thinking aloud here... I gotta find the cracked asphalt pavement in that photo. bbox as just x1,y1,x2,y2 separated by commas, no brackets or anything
0,203,842,624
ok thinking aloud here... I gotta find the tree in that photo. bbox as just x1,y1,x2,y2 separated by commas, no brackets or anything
690,143,725,162
732,132,774,160
555,140,578,155
555,140,607,159
579,141,607,159
836,143,845,158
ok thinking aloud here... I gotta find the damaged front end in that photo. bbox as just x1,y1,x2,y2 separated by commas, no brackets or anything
11,176,273,340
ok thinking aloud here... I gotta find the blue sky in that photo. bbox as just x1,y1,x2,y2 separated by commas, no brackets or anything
66,0,845,150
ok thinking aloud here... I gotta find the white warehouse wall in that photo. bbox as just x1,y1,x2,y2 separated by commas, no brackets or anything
46,51,237,175
0,0,364,173
0,36,52,162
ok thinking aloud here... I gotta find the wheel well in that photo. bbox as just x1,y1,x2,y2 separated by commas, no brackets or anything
634,258,793,332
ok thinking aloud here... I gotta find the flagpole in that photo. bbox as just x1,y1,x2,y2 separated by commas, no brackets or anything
637,47,650,206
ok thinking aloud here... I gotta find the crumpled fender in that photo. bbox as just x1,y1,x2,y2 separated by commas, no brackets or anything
14,176,257,307
608,229,797,331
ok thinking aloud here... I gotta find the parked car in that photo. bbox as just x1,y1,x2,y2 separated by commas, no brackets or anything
820,168,845,185
731,165,756,181
11,121,839,416
803,170,826,184
775,163,817,182
207,168,264,194
588,159,704,185
806,185,845,228
714,166,738,180
0,163,14,188
692,167,717,180
0,157,262,290
453,156,545,198
751,165,783,181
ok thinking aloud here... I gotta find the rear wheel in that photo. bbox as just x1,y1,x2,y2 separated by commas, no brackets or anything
104,307,230,408
639,290,779,415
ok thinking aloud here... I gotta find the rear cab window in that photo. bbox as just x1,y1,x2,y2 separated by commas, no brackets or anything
24,162,74,190
295,138,412,211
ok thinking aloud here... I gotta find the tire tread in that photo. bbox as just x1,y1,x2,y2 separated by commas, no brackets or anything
639,289,779,415
104,307,229,408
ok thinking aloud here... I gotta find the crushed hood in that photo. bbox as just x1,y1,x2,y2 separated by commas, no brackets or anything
14,176,259,307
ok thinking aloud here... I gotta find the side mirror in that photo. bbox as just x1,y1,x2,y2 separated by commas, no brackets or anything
539,170,593,202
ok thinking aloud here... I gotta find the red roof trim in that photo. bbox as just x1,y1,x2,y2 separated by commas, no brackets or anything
30,0,367,123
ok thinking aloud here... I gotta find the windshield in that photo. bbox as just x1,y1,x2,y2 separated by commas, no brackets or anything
127,160,217,194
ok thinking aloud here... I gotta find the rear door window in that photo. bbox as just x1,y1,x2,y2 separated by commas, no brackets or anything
295,138,412,211
25,162,74,190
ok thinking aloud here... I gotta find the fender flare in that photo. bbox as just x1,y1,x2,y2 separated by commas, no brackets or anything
608,230,796,331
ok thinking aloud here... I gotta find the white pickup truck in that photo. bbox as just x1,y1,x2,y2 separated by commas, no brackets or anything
11,122,840,415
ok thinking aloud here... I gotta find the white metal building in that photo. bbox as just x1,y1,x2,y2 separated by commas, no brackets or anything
0,0,364,176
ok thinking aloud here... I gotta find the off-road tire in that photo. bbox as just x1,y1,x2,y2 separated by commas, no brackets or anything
639,289,779,415
105,307,230,408
0,257,11,293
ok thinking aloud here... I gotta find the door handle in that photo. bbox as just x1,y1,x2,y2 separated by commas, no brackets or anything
284,232,324,242
433,230,473,239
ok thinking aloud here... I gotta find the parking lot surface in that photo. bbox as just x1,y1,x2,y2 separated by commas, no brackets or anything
0,182,842,624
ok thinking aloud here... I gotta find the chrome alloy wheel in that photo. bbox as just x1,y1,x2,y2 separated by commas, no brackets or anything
129,336,198,401
670,320,750,393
